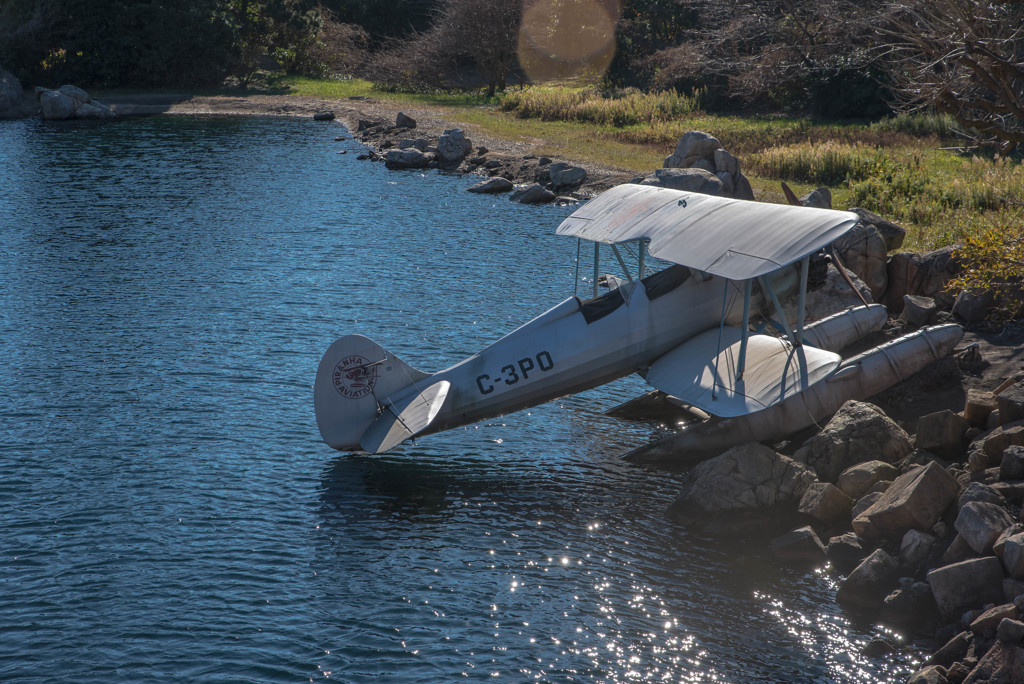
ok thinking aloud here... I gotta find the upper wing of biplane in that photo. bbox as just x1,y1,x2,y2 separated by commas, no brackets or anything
556,184,859,279
558,184,863,418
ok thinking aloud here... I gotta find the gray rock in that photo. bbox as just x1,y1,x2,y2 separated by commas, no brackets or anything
1006,578,1024,602
940,533,978,566
962,640,1024,682
313,110,335,121
639,167,725,196
883,579,942,633
550,164,587,190
1002,532,1024,579
971,604,1018,636
770,525,827,564
715,171,735,196
792,400,912,483
733,173,755,200
36,87,76,120
797,481,853,522
998,385,1024,427
928,556,1006,619
827,532,869,573
916,409,969,460
510,184,555,205
861,461,960,541
967,420,1024,472
57,84,90,103
966,389,1000,429
995,524,1024,559
953,288,998,322
713,148,738,177
800,187,832,209
437,128,472,165
667,442,815,528
690,157,715,173
832,222,888,300
907,665,950,684
395,111,416,128
997,618,1024,644
384,148,430,169
75,101,114,119
663,131,722,168
902,528,939,566
836,548,901,611
956,501,1015,555
927,630,972,667
850,207,906,252
467,177,514,194
899,294,938,327
884,246,962,313
0,68,25,118
960,482,1006,509
1002,446,1024,481
838,460,901,500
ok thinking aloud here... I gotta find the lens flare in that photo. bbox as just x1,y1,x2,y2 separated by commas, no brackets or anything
518,0,621,82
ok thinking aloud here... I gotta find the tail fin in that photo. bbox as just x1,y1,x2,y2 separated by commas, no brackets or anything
314,334,432,451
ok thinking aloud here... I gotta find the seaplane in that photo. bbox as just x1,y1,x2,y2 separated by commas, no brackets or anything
314,183,963,460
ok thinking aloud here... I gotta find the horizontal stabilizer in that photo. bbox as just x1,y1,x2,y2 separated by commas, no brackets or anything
646,327,841,417
359,380,450,454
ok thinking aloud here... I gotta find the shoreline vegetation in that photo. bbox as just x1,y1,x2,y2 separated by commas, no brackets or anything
98,77,1023,257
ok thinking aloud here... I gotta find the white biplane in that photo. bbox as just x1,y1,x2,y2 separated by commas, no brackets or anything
314,184,961,457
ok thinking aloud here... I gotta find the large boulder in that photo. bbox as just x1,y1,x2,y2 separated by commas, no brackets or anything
859,461,960,541
384,148,430,169
638,167,725,195
468,177,514,194
35,85,114,120
832,222,889,300
667,442,816,530
836,548,901,611
798,481,854,523
436,128,472,165
0,67,26,118
967,420,1024,472
962,640,1024,683
955,501,1015,555
664,131,723,168
792,400,912,483
1001,532,1024,579
548,162,587,190
837,460,901,500
36,87,76,120
927,556,1006,620
916,409,970,460
510,184,556,205
884,246,962,313
850,207,906,252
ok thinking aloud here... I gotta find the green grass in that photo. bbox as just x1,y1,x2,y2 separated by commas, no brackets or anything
255,78,1024,252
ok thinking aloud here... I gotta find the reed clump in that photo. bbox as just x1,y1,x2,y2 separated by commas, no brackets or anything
747,141,888,186
498,86,702,127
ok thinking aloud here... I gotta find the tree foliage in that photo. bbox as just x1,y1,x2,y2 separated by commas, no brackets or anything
0,0,323,88
878,0,1024,154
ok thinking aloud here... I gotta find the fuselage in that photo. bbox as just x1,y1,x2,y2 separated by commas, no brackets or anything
415,266,747,436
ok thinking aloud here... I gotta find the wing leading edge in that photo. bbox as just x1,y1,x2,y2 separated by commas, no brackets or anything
556,184,859,280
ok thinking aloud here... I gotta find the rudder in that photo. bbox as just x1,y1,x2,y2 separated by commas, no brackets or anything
314,334,430,450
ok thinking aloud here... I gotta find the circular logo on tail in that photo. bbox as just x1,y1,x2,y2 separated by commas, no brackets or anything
333,355,377,399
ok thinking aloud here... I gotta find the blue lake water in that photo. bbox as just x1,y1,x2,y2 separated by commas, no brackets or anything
0,115,920,682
